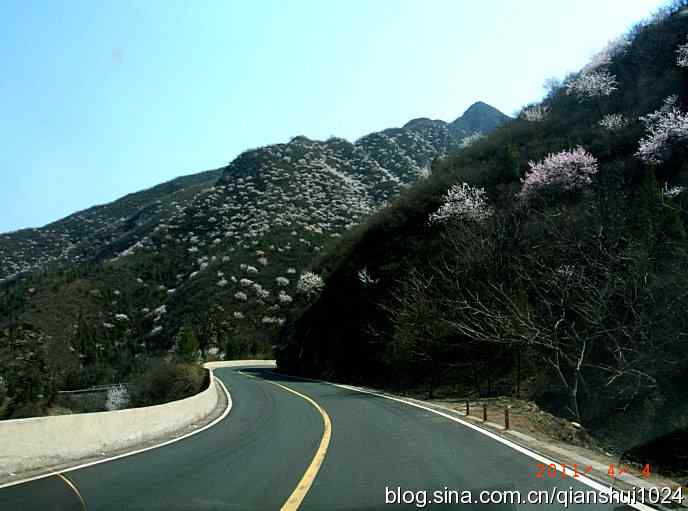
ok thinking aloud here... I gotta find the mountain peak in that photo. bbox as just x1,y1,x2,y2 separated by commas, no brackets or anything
449,101,511,138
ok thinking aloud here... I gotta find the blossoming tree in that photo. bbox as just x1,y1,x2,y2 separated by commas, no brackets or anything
520,147,599,197
428,183,492,224
636,96,688,164
565,70,618,100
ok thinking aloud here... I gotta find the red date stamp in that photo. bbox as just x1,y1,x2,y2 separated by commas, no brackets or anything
534,463,652,479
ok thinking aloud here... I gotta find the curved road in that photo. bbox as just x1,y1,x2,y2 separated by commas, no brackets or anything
0,367,622,510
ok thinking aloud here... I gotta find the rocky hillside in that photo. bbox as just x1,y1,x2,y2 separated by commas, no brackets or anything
0,169,223,282
0,102,508,284
0,102,509,416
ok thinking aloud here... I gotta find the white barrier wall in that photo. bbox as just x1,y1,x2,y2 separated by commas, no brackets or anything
204,359,276,370
0,371,220,475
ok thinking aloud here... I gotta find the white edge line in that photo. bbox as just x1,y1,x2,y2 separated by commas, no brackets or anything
330,383,657,511
260,370,654,511
0,372,233,491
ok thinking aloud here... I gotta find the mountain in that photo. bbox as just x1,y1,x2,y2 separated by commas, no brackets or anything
0,102,506,284
277,3,688,467
0,169,223,282
0,101,509,417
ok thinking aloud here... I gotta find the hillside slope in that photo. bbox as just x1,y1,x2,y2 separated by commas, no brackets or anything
0,102,509,418
277,1,688,463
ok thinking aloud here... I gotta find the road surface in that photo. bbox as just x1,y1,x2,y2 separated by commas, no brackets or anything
0,367,623,510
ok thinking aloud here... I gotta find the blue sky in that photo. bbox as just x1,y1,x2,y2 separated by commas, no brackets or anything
0,0,666,232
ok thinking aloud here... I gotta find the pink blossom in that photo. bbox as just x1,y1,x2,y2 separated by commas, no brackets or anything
521,147,598,197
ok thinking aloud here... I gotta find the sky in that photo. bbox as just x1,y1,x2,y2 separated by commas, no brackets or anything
0,0,667,233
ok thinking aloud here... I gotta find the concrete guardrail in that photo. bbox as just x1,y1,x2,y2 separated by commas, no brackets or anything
0,359,276,477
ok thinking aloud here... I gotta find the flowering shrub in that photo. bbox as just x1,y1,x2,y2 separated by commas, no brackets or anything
663,185,685,198
105,384,130,411
521,105,549,122
598,113,627,131
521,147,598,197
458,132,485,149
636,96,688,163
428,183,492,224
357,267,379,287
278,291,293,304
297,272,325,295
565,70,618,99
676,37,688,67
416,167,431,180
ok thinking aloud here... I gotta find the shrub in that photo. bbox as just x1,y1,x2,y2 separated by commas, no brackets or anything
297,272,324,296
598,113,628,131
104,384,130,411
676,36,688,67
130,359,206,407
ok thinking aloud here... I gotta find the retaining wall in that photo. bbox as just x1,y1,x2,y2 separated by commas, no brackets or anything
0,370,220,475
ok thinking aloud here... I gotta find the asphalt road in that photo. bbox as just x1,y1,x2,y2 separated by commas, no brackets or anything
0,367,621,510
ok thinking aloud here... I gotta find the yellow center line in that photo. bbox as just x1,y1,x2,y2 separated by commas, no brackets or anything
240,371,332,511
55,472,88,511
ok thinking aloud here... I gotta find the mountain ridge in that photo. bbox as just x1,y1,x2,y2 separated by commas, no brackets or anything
0,101,508,283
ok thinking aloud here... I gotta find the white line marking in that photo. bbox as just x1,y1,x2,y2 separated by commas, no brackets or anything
0,373,233,490
260,370,655,511
331,383,656,511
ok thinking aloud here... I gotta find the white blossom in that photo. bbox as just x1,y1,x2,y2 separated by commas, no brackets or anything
458,132,485,149
636,97,688,163
357,267,379,287
521,105,549,122
565,70,618,99
429,183,492,224
278,291,293,304
297,272,325,296
663,184,685,198
598,113,627,131
275,276,290,287
234,291,248,301
105,385,130,411
676,37,688,67
233,311,244,319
